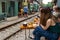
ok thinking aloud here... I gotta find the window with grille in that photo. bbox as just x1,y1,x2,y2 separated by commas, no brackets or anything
2,2,5,13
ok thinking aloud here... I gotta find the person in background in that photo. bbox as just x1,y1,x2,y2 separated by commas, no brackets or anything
57,14,60,40
52,5,60,34
20,8,24,17
23,6,28,17
52,6,60,40
53,5,60,17
33,8,60,40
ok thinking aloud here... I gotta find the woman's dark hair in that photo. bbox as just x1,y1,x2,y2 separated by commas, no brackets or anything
40,8,52,26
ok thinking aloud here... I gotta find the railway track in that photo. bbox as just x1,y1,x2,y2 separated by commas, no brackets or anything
6,29,34,40
0,16,37,40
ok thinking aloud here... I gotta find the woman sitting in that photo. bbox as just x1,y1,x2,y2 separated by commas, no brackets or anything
33,8,60,40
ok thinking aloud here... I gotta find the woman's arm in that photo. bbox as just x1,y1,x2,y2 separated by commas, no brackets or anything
40,19,52,30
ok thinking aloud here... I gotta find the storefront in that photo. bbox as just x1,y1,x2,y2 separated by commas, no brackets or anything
0,0,6,21
6,0,18,17
0,0,19,21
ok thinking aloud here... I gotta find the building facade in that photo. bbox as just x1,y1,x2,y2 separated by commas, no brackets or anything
0,0,23,21
0,0,6,21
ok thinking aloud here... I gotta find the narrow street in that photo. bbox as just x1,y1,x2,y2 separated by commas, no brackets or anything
0,15,38,40
0,0,60,40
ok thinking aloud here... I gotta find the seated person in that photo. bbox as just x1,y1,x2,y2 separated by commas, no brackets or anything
57,14,60,40
33,8,60,40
